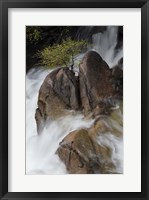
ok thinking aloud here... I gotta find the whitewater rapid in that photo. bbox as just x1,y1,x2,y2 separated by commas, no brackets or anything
26,68,95,174
26,26,123,174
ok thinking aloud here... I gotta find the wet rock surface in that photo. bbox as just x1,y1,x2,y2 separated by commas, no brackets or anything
112,58,123,97
79,51,118,116
57,129,97,174
35,67,80,133
57,114,121,174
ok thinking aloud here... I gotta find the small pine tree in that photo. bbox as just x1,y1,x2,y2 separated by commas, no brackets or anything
39,38,87,69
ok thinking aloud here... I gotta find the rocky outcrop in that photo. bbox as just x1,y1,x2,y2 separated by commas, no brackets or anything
57,129,97,174
79,51,116,117
57,100,123,174
57,117,119,174
35,50,123,173
35,67,80,133
36,51,123,132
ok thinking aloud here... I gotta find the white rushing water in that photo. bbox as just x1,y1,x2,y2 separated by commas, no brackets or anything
26,26,123,174
26,68,95,174
91,26,123,68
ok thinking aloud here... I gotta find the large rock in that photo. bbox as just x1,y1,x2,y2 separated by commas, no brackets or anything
57,101,123,174
112,58,123,97
57,129,100,174
57,124,117,174
35,67,80,133
79,51,116,116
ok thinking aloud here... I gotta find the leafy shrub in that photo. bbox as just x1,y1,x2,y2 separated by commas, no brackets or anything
39,38,87,68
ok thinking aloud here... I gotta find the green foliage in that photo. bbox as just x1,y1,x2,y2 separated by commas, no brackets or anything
26,27,42,45
39,38,87,68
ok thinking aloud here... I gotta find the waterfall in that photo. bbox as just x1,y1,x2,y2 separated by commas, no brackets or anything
91,26,123,68
26,26,123,174
73,26,123,72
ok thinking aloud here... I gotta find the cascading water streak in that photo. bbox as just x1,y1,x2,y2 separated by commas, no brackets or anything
91,26,123,68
